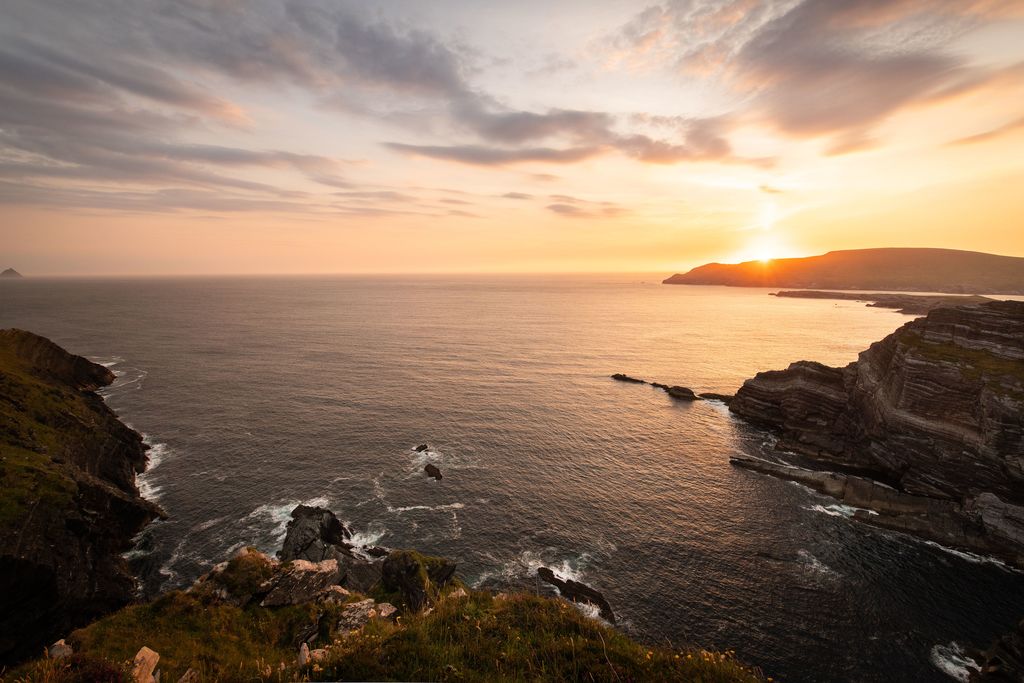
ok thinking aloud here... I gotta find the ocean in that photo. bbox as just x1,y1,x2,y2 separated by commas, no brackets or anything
2,274,1022,682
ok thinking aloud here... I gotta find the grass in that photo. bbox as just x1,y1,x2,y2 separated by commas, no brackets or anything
0,342,86,533
900,331,1024,398
4,585,767,683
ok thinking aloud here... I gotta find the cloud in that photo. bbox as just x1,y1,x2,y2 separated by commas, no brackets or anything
947,115,1024,146
384,142,604,166
609,0,1024,149
502,192,533,200
545,203,625,219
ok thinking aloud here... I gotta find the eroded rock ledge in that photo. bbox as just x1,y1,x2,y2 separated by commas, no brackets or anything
727,301,1024,568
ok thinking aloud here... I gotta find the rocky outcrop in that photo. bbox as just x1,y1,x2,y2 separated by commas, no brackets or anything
611,374,703,401
279,505,353,563
278,504,386,593
424,463,443,480
0,329,162,665
381,550,457,611
772,290,993,315
729,302,1024,566
537,567,615,624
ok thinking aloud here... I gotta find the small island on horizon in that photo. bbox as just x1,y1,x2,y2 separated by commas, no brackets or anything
0,268,23,278
664,248,1024,295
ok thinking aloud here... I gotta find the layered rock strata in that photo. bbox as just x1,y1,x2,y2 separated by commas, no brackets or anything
728,302,1024,567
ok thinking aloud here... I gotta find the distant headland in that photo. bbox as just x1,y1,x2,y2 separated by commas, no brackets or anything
0,267,23,278
663,248,1024,294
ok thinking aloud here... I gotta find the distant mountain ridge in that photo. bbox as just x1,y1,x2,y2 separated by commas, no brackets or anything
1,268,22,278
663,248,1024,294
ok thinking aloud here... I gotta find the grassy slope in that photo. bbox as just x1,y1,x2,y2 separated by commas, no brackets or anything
5,551,767,682
0,342,83,534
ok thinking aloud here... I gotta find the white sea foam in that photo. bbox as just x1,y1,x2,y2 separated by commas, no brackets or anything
387,502,466,513
242,496,330,551
804,501,878,519
473,549,591,587
929,642,979,682
797,549,838,577
919,540,1017,572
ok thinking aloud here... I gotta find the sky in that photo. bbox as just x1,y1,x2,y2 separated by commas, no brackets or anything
2,0,1024,276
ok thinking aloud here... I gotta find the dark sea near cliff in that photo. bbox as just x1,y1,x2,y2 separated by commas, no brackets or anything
2,275,1023,682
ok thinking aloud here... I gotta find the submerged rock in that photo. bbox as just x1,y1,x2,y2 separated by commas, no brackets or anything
414,444,429,452
537,567,615,624
425,463,443,480
611,373,646,383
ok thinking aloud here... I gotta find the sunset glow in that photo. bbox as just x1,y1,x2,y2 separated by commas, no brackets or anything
2,1,1024,275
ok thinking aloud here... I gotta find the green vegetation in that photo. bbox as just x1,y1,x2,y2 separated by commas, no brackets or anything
0,343,83,532
6,588,765,683
901,331,1024,397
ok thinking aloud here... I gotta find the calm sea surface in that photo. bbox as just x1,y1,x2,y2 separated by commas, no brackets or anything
2,275,1022,682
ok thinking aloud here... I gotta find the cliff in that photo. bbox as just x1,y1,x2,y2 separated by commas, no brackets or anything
664,248,1024,294
0,330,162,665
729,301,1024,567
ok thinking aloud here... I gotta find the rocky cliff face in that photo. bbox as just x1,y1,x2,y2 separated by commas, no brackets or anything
729,301,1024,567
0,329,162,665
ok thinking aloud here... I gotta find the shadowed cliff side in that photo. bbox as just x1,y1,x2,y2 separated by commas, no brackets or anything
728,301,1024,567
0,329,162,665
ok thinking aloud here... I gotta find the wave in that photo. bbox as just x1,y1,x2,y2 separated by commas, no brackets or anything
387,502,466,513
918,540,1018,573
472,549,591,588
929,642,978,682
241,496,330,552
797,549,838,578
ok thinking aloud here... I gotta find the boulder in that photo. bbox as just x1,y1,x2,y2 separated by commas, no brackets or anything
317,585,351,604
664,386,700,401
48,639,73,659
341,558,383,594
335,598,395,631
425,463,443,480
260,559,342,607
131,647,160,683
279,505,352,563
363,545,389,558
415,444,429,452
381,550,457,611
537,567,615,624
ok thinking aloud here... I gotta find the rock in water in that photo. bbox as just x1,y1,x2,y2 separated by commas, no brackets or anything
537,567,615,624
611,373,646,383
279,505,353,563
414,444,429,452
381,550,457,611
664,385,700,401
729,301,1024,567
425,463,443,480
